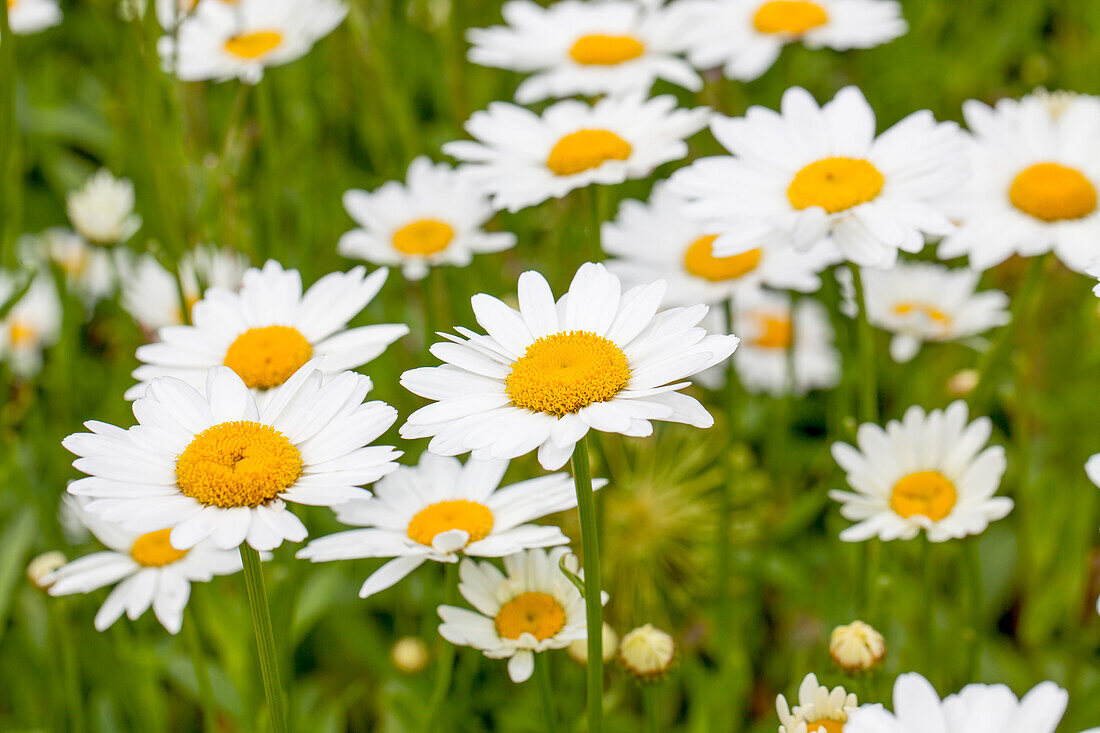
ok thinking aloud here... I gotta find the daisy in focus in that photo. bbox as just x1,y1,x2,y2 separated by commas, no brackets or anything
64,362,401,551
670,86,966,268
829,401,1011,542
127,260,407,402
466,0,701,104
338,156,517,281
0,272,61,378
939,90,1100,273
159,0,349,84
443,94,710,213
777,673,858,733
299,453,606,598
66,169,141,245
20,228,115,309
5,0,61,34
437,547,593,683
681,0,906,81
400,262,739,470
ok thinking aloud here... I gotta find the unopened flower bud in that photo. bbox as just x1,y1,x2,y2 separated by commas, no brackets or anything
391,636,429,674
947,369,979,396
829,620,885,673
618,623,675,680
568,622,618,665
27,551,67,590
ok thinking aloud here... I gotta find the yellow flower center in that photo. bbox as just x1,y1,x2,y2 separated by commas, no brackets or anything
223,325,313,391
392,219,455,256
683,235,762,282
890,470,957,521
406,500,494,547
546,129,633,177
130,529,189,567
568,34,646,65
9,321,36,347
1008,162,1097,222
176,421,303,508
495,592,567,641
788,157,884,214
804,719,845,733
224,30,283,60
752,0,829,34
752,314,793,349
505,331,631,416
893,302,951,328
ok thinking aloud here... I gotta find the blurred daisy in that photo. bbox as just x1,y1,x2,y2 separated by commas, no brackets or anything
67,170,142,245
777,673,858,733
338,156,516,281
154,0,200,29
64,362,401,551
670,86,966,268
0,272,61,378
159,0,348,84
939,91,1100,273
829,401,1011,542
127,260,407,402
44,498,244,634
466,0,701,104
444,94,710,213
401,262,739,470
6,0,61,34
681,0,906,81
19,228,114,308
437,547,594,683
602,183,840,305
300,453,606,598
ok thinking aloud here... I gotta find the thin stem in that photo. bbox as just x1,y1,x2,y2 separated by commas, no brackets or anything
421,562,459,733
0,0,21,267
850,267,878,424
963,539,982,682
533,652,559,733
184,612,218,731
642,685,659,733
571,435,604,733
716,297,739,635
239,545,288,733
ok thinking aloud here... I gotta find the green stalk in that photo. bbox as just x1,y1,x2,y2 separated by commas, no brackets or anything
421,562,459,733
716,297,739,635
49,599,84,733
239,545,288,733
0,0,21,267
184,612,218,731
963,539,982,681
533,652,559,733
571,435,604,733
641,685,658,733
850,267,878,423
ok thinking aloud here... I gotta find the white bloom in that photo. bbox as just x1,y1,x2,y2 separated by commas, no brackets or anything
829,401,1012,542
66,170,142,245
777,673,858,733
670,86,966,268
7,0,61,34
444,94,710,213
338,156,516,281
0,271,61,378
19,228,115,308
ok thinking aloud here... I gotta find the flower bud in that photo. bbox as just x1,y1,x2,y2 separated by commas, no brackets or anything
27,551,67,590
568,622,619,665
618,623,675,680
391,636,429,674
829,620,885,673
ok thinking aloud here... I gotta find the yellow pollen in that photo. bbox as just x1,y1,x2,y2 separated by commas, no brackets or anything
224,30,283,60
495,592,567,641
9,322,36,347
176,421,303,508
683,235,762,282
752,0,828,35
406,500,494,547
788,157,884,214
893,302,951,328
392,219,456,256
223,325,313,391
1008,162,1097,222
753,314,793,349
804,719,845,733
130,529,188,567
546,129,632,177
505,331,630,416
568,34,646,65
890,470,957,521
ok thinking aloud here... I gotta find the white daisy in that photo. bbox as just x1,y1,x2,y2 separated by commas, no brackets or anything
64,362,402,551
670,86,967,268
0,271,62,378
127,260,408,402
829,401,1012,542
939,91,1100,273
299,453,606,598
6,0,61,34
680,0,906,82
43,498,245,634
400,262,739,470
443,94,710,213
19,228,115,309
437,547,594,683
159,0,348,84
466,0,701,104
66,169,142,245
602,182,841,306
338,156,516,281
777,673,858,733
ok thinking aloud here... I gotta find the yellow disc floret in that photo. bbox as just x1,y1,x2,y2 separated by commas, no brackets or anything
176,421,303,508
223,325,313,391
752,0,829,35
788,157,884,214
8,322,36,347
547,129,633,177
505,331,631,416
1009,162,1097,222
130,529,189,567
804,719,845,733
568,34,646,66
683,235,762,282
753,315,793,349
890,470,957,521
224,30,283,59
495,592,567,641
407,500,495,547
892,302,952,329
392,219,456,256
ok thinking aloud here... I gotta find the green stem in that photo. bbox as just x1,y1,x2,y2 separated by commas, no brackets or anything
239,545,288,733
642,685,658,733
571,435,604,733
717,297,739,635
851,267,878,424
184,612,217,731
421,562,459,733
963,539,982,682
533,652,559,733
49,599,84,733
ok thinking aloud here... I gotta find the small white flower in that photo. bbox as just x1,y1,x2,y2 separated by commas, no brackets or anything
777,673,858,733
0,271,61,378
7,0,61,34
66,170,142,245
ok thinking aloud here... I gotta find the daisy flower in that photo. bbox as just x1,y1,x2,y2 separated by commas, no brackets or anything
159,0,348,84
66,169,142,245
669,86,967,268
466,0,701,104
602,182,840,305
443,94,710,213
829,401,1012,542
0,271,61,378
64,362,402,551
400,262,739,470
939,91,1100,273
338,156,516,281
777,673,858,733
299,453,606,598
19,228,115,309
43,498,245,634
437,547,594,683
6,0,61,34
127,260,408,402
680,0,906,81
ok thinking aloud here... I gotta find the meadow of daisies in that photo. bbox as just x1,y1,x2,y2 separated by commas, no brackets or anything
4,0,1100,730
